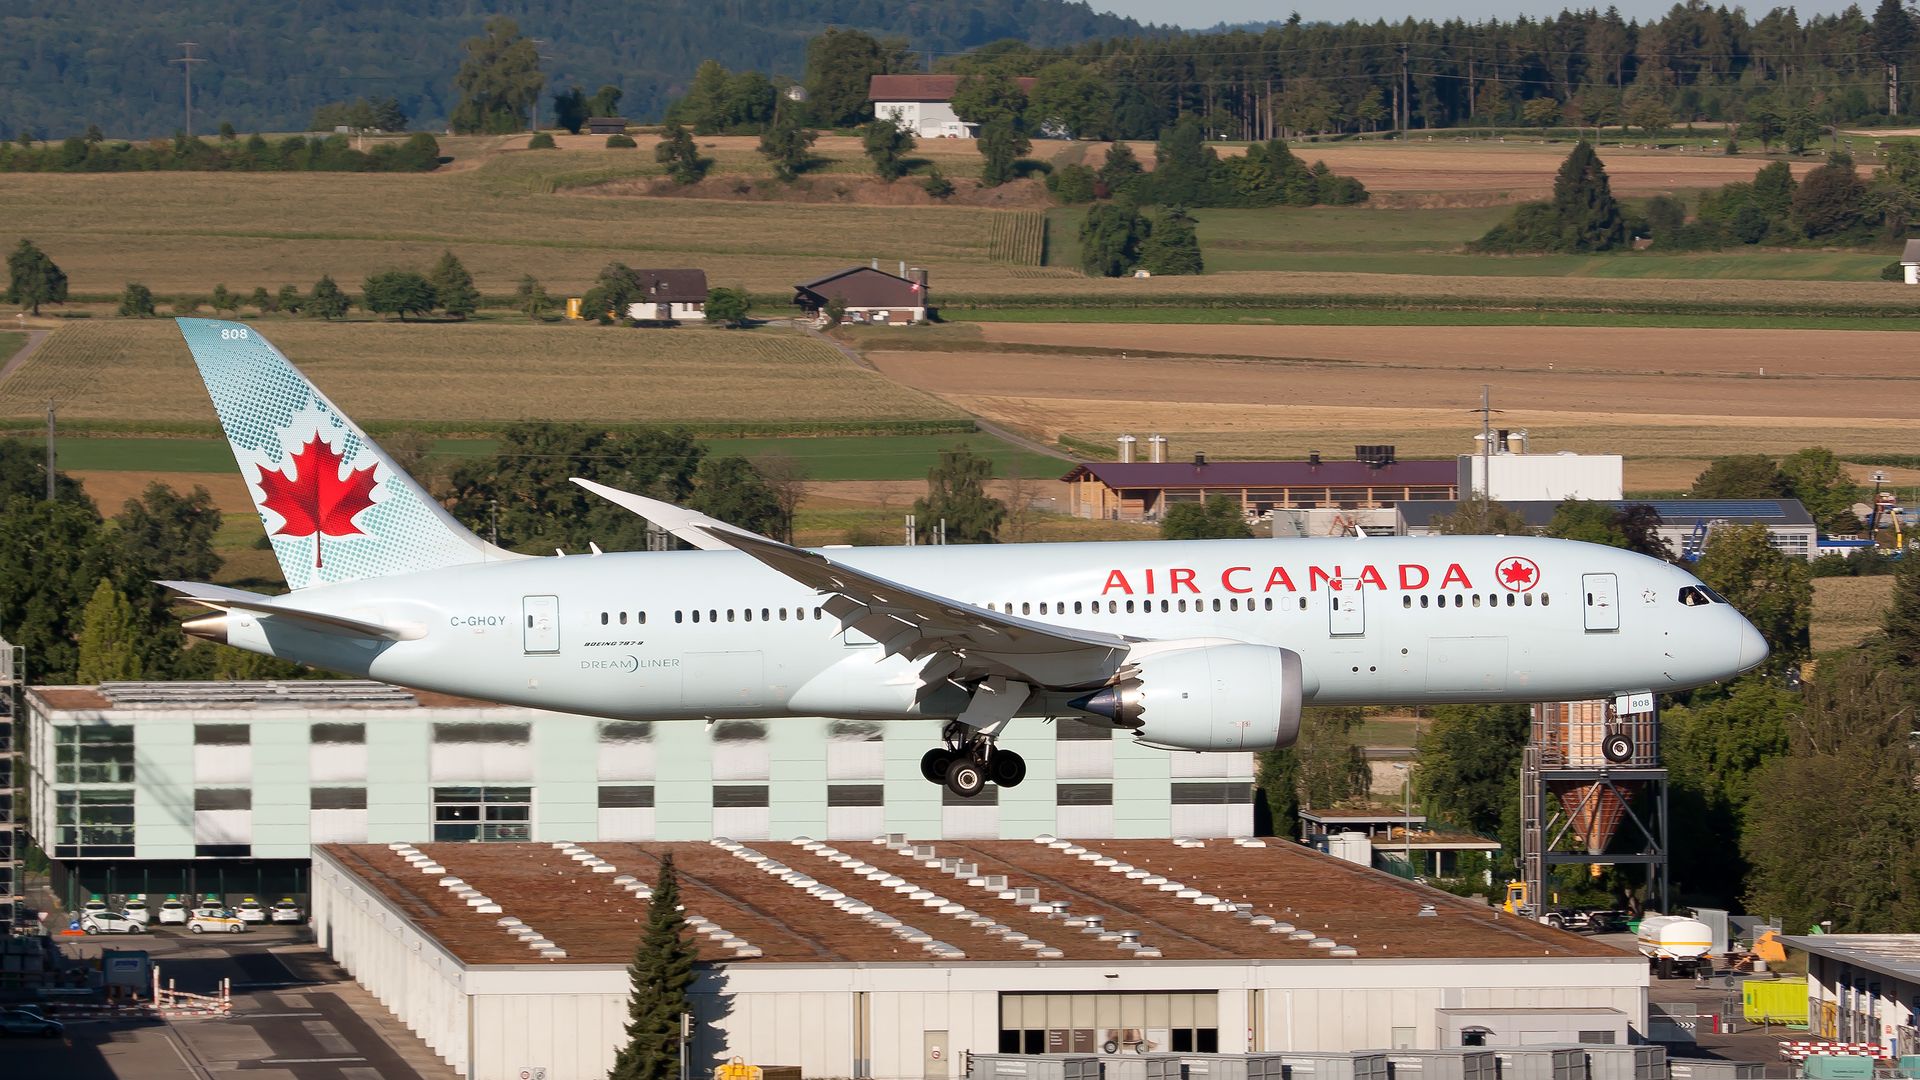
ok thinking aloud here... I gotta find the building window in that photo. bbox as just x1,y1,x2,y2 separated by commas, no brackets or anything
431,722,532,783
1056,784,1113,806
1171,782,1254,804
598,720,655,782
310,787,367,810
713,721,767,741
433,722,529,744
195,789,251,811
53,724,134,784
1056,718,1111,741
310,723,365,744
1000,993,1219,1055
193,788,252,856
943,783,997,806
598,785,654,808
432,786,532,842
711,785,769,808
53,788,134,858
194,724,250,745
826,784,884,807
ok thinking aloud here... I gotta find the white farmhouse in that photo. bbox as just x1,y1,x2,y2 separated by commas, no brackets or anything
1902,238,1920,284
621,268,708,322
870,74,1037,140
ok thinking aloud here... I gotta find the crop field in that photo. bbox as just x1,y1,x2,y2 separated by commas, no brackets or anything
0,320,963,431
1811,576,1897,654
0,332,23,366
863,321,1920,491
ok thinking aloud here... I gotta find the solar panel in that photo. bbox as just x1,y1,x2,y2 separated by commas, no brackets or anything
100,680,416,707
1630,500,1790,521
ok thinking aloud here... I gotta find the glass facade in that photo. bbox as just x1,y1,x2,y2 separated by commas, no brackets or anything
432,786,532,842
54,724,135,784
54,788,135,858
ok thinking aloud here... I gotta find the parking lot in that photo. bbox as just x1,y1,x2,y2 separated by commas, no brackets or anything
8,925,456,1080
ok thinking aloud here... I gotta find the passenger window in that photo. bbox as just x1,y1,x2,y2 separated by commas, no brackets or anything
814,607,824,619
1160,599,1170,613
1177,599,1187,612
1472,594,1481,608
675,611,684,624
1212,599,1222,612
692,610,701,623
1108,601,1118,613
639,611,648,625
1229,598,1239,611
619,611,628,625
1540,594,1549,607
711,609,719,622
727,609,736,622
742,609,752,622
1040,602,1049,615
1074,601,1084,614
1455,595,1464,608
760,608,768,621
1507,594,1516,607
1403,596,1412,609
1022,602,1031,615
1523,594,1533,607
601,612,609,625
779,608,787,621
1264,598,1273,611
1298,597,1307,610
1420,595,1430,609
1125,600,1135,613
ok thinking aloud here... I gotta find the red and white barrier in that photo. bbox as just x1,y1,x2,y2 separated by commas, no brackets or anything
1777,1039,1891,1062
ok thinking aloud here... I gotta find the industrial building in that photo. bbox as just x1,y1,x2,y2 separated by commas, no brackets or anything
1402,500,1819,560
1460,431,1624,503
1064,444,1457,522
313,834,1645,1080
24,681,1255,905
1782,934,1920,1054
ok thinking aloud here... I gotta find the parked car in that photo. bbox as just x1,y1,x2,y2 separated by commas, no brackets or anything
270,898,304,924
157,896,189,925
234,898,267,924
81,895,107,917
123,895,150,925
188,910,248,934
0,1008,63,1038
81,911,145,935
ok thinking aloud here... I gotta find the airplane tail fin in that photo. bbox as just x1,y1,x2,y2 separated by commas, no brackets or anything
176,318,520,590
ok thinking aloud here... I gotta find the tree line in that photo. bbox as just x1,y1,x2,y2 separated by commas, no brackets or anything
0,128,441,174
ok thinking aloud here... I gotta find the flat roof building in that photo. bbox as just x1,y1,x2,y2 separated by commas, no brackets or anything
1401,500,1819,560
1781,934,1920,1055
25,681,1254,908
314,835,1646,1079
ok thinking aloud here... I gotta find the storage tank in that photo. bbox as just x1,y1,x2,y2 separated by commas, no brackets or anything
1636,914,1713,977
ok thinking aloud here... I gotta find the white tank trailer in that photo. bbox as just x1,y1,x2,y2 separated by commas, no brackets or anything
1636,914,1714,978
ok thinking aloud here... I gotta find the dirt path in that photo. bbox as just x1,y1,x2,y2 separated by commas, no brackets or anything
0,329,51,388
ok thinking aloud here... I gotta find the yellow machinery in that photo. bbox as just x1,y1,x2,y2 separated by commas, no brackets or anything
1754,928,1788,964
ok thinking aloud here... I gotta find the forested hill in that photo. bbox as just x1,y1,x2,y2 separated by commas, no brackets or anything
0,0,1149,139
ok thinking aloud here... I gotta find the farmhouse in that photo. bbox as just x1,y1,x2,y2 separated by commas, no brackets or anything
1902,238,1920,284
585,116,627,135
1064,443,1458,523
794,264,929,325
622,268,708,321
870,74,1037,139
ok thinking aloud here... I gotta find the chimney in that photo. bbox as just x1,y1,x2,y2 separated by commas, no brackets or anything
909,266,929,293
1117,435,1137,463
1193,452,1207,467
1309,449,1321,467
899,260,907,278
871,257,879,270
1147,434,1167,463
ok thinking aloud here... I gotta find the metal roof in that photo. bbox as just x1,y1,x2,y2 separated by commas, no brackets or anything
1062,460,1458,488
793,266,924,308
1401,499,1814,530
1903,238,1920,264
31,682,497,712
1780,934,1920,984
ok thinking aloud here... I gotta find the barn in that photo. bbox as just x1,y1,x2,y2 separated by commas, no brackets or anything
794,265,930,326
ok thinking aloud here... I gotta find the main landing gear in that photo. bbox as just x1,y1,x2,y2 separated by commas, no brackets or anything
921,677,1031,798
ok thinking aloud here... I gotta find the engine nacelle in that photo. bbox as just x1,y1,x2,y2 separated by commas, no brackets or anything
1071,643,1304,752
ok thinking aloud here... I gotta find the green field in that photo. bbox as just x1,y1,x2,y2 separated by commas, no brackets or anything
50,432,1063,483
0,332,23,366
1043,205,1899,281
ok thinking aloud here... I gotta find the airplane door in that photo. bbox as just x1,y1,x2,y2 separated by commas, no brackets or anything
1329,589,1365,636
522,595,561,653
1581,574,1619,632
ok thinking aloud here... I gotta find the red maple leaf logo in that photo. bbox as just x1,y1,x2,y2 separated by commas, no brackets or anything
1496,557,1539,591
254,434,379,568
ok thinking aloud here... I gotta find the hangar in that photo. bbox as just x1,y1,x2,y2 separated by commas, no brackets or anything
313,834,1644,1080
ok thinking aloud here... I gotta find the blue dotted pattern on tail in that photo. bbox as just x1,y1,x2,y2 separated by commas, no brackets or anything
177,318,491,590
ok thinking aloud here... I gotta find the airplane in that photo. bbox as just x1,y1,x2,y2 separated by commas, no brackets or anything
162,318,1767,798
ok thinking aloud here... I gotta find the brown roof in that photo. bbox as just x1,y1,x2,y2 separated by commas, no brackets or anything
29,683,503,713
319,838,1627,968
868,74,1038,103
632,268,708,304
793,266,924,309
1061,460,1458,489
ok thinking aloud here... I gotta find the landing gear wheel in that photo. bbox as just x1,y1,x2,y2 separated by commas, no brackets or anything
1603,733,1635,763
921,748,955,784
944,756,986,798
990,750,1027,788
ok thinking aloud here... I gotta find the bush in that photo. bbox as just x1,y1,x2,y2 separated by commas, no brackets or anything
1046,163,1097,204
606,133,637,148
922,167,954,200
1882,261,1906,282
527,132,557,150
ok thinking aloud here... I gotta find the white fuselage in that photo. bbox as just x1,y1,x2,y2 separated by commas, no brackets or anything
223,535,1764,724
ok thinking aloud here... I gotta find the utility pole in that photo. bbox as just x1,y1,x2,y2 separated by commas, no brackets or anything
1400,44,1412,133
529,39,552,132
172,43,208,139
44,401,55,501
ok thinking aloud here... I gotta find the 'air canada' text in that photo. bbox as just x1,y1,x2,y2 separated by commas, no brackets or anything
1099,563,1479,595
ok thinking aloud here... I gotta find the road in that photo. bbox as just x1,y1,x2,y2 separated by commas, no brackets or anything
11,926,456,1080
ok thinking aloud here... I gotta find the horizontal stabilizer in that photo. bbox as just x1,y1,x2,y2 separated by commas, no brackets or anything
158,580,420,641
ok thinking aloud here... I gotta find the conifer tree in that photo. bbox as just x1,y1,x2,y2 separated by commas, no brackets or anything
76,578,144,683
757,99,817,182
429,250,480,319
1549,140,1627,251
654,121,705,185
610,854,696,1080
912,446,1005,544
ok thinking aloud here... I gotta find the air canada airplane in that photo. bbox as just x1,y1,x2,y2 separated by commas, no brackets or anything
163,319,1767,797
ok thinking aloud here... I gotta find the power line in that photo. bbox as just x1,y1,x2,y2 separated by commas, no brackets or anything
171,42,209,139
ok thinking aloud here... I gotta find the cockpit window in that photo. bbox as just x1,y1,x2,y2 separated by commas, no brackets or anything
1678,586,1714,607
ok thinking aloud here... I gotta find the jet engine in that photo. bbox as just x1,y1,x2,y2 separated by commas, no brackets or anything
1070,643,1304,752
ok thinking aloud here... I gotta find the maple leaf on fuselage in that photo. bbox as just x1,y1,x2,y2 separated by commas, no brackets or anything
254,434,380,567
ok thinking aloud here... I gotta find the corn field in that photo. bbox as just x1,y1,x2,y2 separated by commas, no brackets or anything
986,212,1046,266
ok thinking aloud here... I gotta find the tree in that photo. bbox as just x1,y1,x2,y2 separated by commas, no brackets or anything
1779,447,1861,535
1522,97,1562,127
804,28,905,128
248,286,275,313
275,284,303,316
704,287,749,327
583,263,643,323
117,282,156,317
5,239,67,315
1140,205,1203,276
1159,495,1251,539
428,250,480,319
1792,154,1866,238
1546,499,1629,547
449,17,544,134
1078,201,1148,277
75,578,145,683
1742,654,1920,932
1662,676,1795,907
1027,60,1113,139
361,271,438,321
446,424,704,553
953,74,1030,186
913,446,1004,544
1150,117,1220,206
0,495,110,682
860,119,915,181
750,453,806,544
589,85,624,118
609,854,696,1080
921,167,954,200
1875,550,1920,690
210,283,238,315
514,274,551,321
1872,0,1913,116
1297,709,1370,808
1550,140,1628,251
1691,455,1789,498
307,275,349,320
1615,503,1674,560
977,119,1030,187
527,132,556,149
1623,85,1671,136
1695,523,1813,665
552,86,589,134
1097,141,1144,195
757,99,817,182
1434,500,1533,535
654,120,705,185
687,455,783,534
1416,704,1531,841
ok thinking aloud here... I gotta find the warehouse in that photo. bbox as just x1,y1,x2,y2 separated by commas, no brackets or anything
1781,934,1920,1055
1401,500,1819,560
25,681,1254,907
312,834,1645,1080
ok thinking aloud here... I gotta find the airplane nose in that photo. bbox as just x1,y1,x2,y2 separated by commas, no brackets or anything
1735,617,1768,674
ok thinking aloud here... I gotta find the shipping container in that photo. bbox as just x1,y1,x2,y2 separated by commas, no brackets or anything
1667,1062,1764,1080
1377,1049,1500,1080
1741,980,1808,1024
970,1054,1105,1080
1492,1047,1587,1080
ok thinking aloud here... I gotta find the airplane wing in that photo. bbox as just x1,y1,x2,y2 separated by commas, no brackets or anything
159,581,422,641
572,478,1133,687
